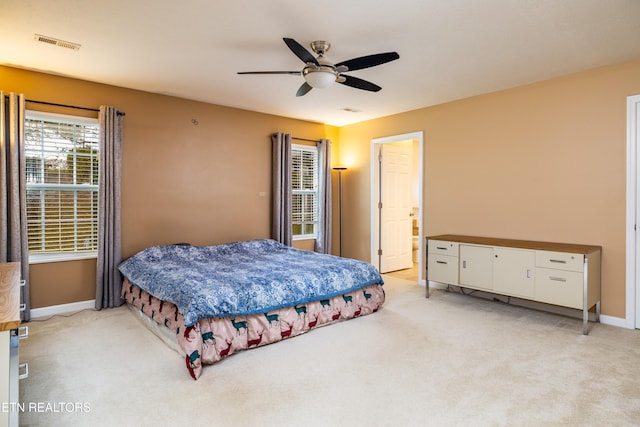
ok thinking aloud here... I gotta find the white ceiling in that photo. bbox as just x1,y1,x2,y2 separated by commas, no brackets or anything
2,0,640,126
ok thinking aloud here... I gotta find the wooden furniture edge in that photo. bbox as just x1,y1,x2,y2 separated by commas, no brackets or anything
0,262,21,331
426,234,601,255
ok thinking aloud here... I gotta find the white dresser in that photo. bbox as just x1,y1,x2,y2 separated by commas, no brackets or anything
0,263,25,427
427,235,602,335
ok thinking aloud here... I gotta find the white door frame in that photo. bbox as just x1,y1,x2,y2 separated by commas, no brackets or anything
370,131,425,284
626,94,640,329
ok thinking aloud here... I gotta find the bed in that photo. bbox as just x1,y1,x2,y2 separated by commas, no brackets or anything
118,239,385,380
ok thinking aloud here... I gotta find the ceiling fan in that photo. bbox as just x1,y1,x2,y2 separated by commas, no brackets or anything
238,38,400,97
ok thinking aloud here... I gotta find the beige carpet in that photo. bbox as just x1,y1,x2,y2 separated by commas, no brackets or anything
17,276,640,426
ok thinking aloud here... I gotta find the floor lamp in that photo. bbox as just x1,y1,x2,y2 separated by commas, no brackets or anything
333,167,347,256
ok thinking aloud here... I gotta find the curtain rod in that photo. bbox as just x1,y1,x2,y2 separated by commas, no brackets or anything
26,99,125,116
292,137,322,143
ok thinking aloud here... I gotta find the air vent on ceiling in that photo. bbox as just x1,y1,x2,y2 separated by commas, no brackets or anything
34,34,81,50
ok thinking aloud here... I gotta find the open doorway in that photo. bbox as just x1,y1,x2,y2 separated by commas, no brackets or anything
370,132,424,284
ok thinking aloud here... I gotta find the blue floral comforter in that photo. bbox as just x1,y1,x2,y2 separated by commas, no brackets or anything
118,239,384,327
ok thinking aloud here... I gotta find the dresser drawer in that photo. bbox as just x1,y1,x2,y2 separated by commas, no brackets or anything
428,240,459,256
535,251,584,272
428,254,459,285
535,267,583,309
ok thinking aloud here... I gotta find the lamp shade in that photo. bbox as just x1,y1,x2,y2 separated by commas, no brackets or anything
304,70,336,88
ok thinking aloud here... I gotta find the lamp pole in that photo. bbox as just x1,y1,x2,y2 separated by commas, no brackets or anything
333,167,347,256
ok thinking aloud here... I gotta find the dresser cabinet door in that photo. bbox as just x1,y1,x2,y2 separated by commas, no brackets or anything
535,268,583,309
534,251,585,309
535,251,584,272
459,245,493,290
428,254,458,285
493,247,535,298
428,240,459,256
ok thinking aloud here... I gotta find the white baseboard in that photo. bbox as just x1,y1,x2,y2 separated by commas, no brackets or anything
428,281,629,329
30,299,96,319
29,290,631,331
599,314,628,328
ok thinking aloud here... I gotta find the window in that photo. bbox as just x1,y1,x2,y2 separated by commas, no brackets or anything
291,144,318,239
24,111,100,262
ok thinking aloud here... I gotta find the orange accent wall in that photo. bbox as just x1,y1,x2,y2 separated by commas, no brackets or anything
338,58,640,318
4,58,640,319
29,260,97,308
1,65,338,308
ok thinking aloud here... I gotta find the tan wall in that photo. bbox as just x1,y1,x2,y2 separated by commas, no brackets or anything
1,65,339,308
338,58,640,319
5,58,640,318
29,260,96,308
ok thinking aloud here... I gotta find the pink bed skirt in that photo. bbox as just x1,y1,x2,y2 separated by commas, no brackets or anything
121,278,385,380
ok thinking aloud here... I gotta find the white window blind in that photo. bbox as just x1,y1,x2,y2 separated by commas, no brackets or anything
291,144,318,239
24,111,100,260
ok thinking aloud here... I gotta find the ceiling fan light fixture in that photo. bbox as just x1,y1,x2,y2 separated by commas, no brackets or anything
303,66,337,89
238,38,400,96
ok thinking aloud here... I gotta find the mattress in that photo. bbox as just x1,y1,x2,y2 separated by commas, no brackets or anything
118,239,385,379
122,279,385,379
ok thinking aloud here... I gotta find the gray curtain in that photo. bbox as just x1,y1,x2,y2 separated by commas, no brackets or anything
314,139,332,254
95,106,124,309
271,132,292,246
0,92,30,321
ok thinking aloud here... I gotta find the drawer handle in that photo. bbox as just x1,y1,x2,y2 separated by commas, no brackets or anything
19,363,29,380
436,260,447,265
549,259,567,264
20,280,26,287
436,246,448,250
20,303,26,312
18,325,29,339
549,276,567,282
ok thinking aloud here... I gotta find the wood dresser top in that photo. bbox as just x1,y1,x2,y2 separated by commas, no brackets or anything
0,262,21,331
427,235,601,255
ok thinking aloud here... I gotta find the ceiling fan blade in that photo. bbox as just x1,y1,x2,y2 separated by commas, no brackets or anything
296,82,313,97
339,75,382,92
237,71,301,75
335,52,399,72
283,38,319,66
